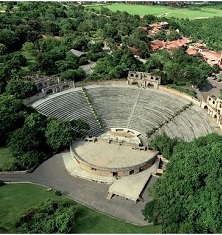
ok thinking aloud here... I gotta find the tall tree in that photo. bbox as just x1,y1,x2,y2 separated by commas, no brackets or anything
0,94,25,145
143,133,222,234
45,119,75,153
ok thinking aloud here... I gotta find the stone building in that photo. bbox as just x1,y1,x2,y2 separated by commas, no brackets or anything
127,71,161,88
25,74,75,94
200,95,222,130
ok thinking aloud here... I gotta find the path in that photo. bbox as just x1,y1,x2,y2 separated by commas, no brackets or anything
0,152,155,226
127,89,142,129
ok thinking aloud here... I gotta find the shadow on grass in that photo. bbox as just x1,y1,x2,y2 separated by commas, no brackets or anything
75,205,100,232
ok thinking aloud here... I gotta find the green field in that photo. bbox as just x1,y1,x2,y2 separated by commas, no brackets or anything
0,147,14,171
0,183,162,233
21,48,36,74
85,3,222,19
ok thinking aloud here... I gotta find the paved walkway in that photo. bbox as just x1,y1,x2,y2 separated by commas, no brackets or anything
0,152,156,225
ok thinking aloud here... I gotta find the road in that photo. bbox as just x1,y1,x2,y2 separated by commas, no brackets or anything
0,152,154,226
199,76,222,100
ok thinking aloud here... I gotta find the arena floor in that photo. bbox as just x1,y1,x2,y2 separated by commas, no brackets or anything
72,140,158,169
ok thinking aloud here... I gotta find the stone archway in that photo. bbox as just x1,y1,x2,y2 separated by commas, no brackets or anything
204,105,208,110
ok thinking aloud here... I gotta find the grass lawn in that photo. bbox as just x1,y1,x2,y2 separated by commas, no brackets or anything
167,84,197,98
0,183,162,234
21,50,36,74
0,147,15,171
85,3,222,19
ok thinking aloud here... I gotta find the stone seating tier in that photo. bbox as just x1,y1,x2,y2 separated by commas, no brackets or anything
34,90,102,136
32,85,218,141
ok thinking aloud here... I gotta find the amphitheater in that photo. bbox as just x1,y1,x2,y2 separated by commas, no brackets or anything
31,83,220,202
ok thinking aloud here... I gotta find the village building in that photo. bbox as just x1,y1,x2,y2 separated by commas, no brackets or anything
200,95,222,130
186,46,222,69
117,44,142,57
148,21,169,36
151,40,166,51
151,37,190,51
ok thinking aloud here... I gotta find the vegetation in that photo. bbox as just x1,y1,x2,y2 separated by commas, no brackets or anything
0,183,162,233
16,200,78,233
5,79,37,99
144,133,222,233
0,98,85,171
144,49,216,87
45,119,75,153
178,17,222,51
0,2,222,233
166,84,197,97
0,2,217,89
0,147,15,171
85,3,222,20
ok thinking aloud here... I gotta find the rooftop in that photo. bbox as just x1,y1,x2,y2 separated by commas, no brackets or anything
69,49,86,57
186,47,199,56
165,37,190,49
201,50,221,60
117,45,142,57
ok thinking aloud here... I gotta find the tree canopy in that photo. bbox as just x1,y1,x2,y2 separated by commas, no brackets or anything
16,200,78,233
143,133,222,233
45,119,75,153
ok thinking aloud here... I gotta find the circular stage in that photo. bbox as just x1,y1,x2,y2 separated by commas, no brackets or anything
70,133,159,177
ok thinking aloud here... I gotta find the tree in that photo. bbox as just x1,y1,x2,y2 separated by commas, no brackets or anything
45,119,75,153
149,134,179,159
0,29,21,52
0,94,25,145
143,133,222,233
127,28,151,58
5,79,37,99
60,68,86,82
16,200,78,233
0,43,7,55
35,48,66,75
153,29,167,41
70,118,90,135
8,124,45,155
166,30,181,41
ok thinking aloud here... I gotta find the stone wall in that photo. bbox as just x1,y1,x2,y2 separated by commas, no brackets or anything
70,145,157,177
127,71,161,88
200,96,222,130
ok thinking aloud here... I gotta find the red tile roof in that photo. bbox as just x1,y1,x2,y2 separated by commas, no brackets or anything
116,45,142,57
151,40,165,50
165,38,190,50
127,46,142,56
153,26,159,32
186,47,199,56
201,50,221,60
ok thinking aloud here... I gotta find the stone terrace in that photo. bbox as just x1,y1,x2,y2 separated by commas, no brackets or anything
85,85,140,129
32,88,102,136
32,85,219,142
151,105,218,142
128,88,190,136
